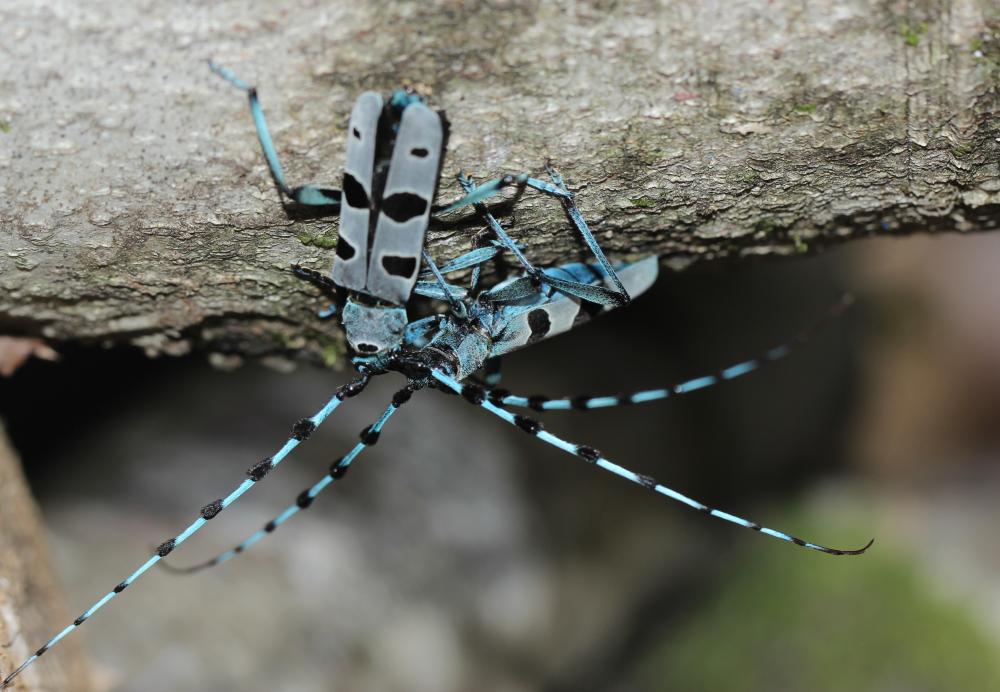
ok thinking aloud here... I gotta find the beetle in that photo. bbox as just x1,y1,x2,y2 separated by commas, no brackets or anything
1,63,870,690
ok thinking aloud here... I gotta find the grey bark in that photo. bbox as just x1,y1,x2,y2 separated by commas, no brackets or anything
0,422,93,692
0,0,998,364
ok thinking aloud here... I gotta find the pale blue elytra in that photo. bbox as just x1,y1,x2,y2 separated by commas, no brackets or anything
1,63,871,689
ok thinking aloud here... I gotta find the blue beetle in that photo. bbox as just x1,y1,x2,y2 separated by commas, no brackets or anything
2,63,870,691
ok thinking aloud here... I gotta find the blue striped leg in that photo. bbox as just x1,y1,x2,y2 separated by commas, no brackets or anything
457,172,627,307
417,237,510,280
162,386,415,575
489,294,855,411
0,376,370,690
431,235,514,294
457,172,534,271
527,165,629,306
431,370,873,556
468,244,486,294
433,173,530,216
418,243,503,278
434,169,598,217
412,281,469,302
208,61,341,208
418,248,467,313
415,241,514,302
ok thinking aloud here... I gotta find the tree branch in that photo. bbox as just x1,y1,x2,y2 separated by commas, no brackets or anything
1,0,997,363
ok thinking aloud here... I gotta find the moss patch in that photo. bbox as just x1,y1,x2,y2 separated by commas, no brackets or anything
754,218,780,234
792,233,808,253
629,195,657,209
296,230,339,250
633,512,1000,692
321,342,340,368
972,26,1000,78
952,143,974,159
901,22,928,47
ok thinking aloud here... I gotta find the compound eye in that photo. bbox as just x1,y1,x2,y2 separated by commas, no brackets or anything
356,343,379,354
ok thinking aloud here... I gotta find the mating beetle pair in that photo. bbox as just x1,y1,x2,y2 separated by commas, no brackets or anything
2,63,870,689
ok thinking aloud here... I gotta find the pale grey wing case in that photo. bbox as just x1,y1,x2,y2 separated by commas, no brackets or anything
332,92,383,293
490,256,659,357
366,103,443,304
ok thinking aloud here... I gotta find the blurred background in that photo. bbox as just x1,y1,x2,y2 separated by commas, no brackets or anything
4,232,1000,691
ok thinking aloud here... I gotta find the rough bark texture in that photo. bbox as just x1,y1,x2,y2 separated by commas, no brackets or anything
0,423,93,692
0,0,998,364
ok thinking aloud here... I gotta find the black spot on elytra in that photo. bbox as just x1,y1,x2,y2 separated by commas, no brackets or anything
381,192,428,223
527,308,551,344
381,255,418,279
200,500,223,520
292,418,316,440
576,445,601,463
461,384,486,405
296,490,314,509
336,236,356,260
352,127,361,139
410,147,429,157
342,173,370,208
156,539,176,557
247,457,274,482
513,415,542,435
